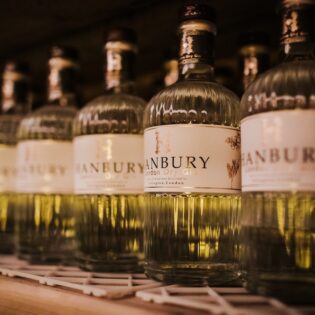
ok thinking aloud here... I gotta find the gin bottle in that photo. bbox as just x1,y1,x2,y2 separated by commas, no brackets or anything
238,31,270,92
74,28,145,271
16,46,79,263
144,3,241,285
241,0,315,303
0,61,30,253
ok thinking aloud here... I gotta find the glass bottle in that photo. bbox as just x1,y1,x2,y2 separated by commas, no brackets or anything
0,61,30,253
143,3,241,285
73,28,145,272
238,31,270,93
16,46,79,263
240,0,315,303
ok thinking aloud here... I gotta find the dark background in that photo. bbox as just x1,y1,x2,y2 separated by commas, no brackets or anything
0,0,279,103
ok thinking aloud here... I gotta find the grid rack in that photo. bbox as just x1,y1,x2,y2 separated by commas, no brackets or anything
0,255,160,299
1,255,314,315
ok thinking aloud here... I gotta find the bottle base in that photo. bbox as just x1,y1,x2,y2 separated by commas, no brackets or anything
0,232,14,254
16,243,75,265
76,252,143,273
244,271,315,304
145,261,242,286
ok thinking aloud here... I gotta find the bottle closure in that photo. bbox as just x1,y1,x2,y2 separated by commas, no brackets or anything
48,57,79,104
2,69,29,113
105,41,137,91
281,1,315,57
178,19,216,79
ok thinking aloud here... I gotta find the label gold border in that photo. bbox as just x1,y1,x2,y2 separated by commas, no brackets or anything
145,124,239,132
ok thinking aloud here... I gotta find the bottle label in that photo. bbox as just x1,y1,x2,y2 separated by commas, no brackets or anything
144,125,241,194
0,145,16,192
241,110,315,192
16,140,73,194
74,134,144,194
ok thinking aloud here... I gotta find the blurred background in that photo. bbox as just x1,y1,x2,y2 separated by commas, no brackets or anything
0,0,278,103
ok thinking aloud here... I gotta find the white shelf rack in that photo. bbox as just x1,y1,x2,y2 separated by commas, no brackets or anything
0,255,160,299
0,255,314,315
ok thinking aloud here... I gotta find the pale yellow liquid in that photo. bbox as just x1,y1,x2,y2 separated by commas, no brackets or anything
241,192,315,303
75,194,144,272
15,194,75,263
0,193,15,253
145,193,241,285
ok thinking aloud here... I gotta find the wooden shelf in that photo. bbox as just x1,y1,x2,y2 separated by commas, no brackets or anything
0,276,197,315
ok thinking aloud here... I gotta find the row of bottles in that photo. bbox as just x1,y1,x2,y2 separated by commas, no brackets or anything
0,0,314,304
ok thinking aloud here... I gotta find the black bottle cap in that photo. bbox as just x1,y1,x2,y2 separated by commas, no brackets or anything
238,31,270,48
281,0,315,8
106,27,137,44
4,60,30,75
49,45,79,60
179,2,216,23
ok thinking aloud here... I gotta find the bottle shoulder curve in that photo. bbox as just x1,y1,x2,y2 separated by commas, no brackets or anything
18,104,77,141
144,80,240,128
0,114,22,145
74,93,146,136
241,60,315,118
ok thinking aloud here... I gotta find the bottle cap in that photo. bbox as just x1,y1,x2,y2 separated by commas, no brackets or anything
49,45,79,60
4,61,30,75
106,27,137,44
179,2,216,23
238,31,270,48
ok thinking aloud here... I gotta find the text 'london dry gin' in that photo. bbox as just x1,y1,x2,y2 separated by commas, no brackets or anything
0,61,30,253
73,28,145,272
15,46,79,263
143,3,241,285
240,0,315,303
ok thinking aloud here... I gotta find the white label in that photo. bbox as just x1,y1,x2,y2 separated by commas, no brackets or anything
0,145,16,192
241,109,315,192
144,125,241,194
74,134,144,194
16,140,73,194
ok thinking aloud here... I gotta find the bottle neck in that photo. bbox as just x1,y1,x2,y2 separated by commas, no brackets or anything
47,57,78,106
239,44,270,91
1,70,30,114
281,2,315,61
105,41,136,94
178,19,216,81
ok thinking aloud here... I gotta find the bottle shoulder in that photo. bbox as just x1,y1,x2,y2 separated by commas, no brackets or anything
0,114,22,145
241,59,315,118
74,93,146,136
144,80,240,128
18,104,77,141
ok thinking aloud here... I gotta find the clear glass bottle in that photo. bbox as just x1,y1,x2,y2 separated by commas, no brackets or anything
238,31,270,93
73,28,145,272
15,46,79,263
240,0,315,303
143,3,241,285
0,61,30,253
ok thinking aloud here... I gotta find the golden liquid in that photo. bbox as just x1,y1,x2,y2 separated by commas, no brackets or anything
241,192,315,303
0,193,15,253
15,194,75,263
145,193,241,285
75,194,144,272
